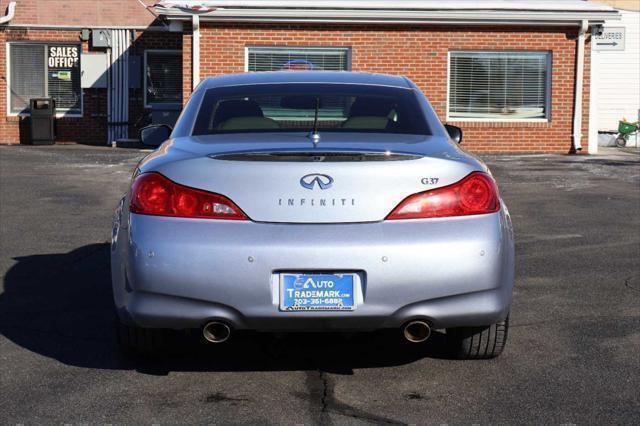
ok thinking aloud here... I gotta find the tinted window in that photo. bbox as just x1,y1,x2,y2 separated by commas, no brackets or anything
192,84,430,136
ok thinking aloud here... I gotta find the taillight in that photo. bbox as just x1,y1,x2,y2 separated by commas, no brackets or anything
130,172,248,220
386,172,500,220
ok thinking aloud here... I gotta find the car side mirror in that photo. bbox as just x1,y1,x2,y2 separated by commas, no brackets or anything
139,124,172,147
444,124,463,144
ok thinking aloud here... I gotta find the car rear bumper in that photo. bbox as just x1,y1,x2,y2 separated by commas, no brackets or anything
111,208,514,331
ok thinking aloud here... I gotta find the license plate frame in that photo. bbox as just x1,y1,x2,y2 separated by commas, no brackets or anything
279,273,356,311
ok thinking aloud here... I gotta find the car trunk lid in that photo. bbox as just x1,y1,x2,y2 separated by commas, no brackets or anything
148,133,477,223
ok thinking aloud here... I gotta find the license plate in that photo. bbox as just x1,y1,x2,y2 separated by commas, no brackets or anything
280,273,355,311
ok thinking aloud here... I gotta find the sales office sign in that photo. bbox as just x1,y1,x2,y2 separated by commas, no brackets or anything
48,45,80,81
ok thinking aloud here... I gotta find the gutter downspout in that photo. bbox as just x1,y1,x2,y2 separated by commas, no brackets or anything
572,19,588,152
192,15,200,89
0,1,16,25
588,30,598,154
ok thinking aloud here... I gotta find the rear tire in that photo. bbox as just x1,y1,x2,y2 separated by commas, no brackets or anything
115,318,167,356
446,315,509,359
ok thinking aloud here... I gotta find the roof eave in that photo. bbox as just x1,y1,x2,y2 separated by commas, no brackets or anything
155,8,620,25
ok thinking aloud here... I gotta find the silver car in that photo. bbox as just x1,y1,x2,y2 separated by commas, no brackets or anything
112,72,514,359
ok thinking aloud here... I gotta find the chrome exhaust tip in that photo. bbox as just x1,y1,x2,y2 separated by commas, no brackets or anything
202,321,231,343
403,320,431,343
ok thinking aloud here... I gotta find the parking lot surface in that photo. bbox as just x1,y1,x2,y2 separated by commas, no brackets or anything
1,145,638,424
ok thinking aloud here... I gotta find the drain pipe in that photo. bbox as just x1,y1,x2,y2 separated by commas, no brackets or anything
588,30,599,155
0,1,16,25
572,20,588,152
192,14,201,89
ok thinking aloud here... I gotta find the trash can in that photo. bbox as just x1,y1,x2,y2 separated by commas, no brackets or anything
29,98,56,145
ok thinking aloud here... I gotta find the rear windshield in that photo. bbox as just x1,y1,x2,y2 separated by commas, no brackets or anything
192,83,431,136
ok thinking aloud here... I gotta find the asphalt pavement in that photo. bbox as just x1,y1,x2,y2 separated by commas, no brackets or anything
0,145,638,424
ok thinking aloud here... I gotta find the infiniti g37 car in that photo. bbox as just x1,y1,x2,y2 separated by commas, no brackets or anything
111,71,514,359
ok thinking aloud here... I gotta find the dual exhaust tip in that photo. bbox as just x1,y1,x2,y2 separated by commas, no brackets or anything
202,320,431,344
202,321,231,343
403,320,431,343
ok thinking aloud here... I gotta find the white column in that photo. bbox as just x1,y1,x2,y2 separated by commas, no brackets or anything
192,15,201,89
588,35,599,154
572,20,588,152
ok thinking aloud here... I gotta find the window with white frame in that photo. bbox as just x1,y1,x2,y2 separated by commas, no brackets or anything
247,47,350,72
8,43,82,115
144,50,183,108
448,51,551,120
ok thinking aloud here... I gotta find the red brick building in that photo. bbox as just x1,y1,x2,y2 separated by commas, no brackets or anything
0,0,619,153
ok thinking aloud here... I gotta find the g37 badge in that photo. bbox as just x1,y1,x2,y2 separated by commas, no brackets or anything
421,177,440,185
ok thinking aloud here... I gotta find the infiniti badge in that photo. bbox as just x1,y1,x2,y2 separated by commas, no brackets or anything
300,174,333,190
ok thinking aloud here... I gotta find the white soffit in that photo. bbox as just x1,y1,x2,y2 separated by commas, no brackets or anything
153,0,621,25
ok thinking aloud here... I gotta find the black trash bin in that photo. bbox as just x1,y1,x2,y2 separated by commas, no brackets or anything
29,98,56,145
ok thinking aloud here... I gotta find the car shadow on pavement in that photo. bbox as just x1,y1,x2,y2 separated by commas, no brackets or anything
0,243,450,375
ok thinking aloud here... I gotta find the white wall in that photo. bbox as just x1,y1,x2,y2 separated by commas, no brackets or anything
595,10,640,132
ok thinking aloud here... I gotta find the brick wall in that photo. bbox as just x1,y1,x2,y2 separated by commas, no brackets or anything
0,30,8,142
0,0,155,27
195,24,592,154
0,27,183,145
1,22,593,153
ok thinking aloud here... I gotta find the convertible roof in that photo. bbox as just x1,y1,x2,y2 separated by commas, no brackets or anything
154,0,619,25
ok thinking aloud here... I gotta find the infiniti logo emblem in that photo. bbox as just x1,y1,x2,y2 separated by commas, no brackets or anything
300,174,333,190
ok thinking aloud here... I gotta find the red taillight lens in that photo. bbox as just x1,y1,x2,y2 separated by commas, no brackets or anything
386,172,500,220
130,172,248,220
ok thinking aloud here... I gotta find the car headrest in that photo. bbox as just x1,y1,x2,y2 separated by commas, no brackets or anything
341,116,390,130
349,97,396,117
217,116,280,131
214,99,264,124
